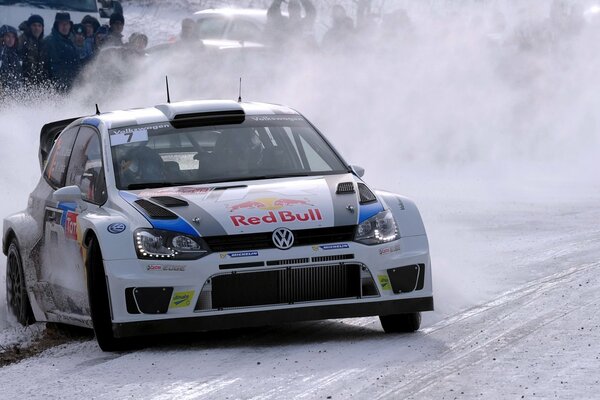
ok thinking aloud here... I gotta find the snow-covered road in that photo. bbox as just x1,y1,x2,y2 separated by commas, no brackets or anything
1,178,599,399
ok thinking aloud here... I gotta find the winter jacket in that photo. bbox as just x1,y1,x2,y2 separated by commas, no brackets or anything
0,45,23,93
43,27,80,91
18,31,47,86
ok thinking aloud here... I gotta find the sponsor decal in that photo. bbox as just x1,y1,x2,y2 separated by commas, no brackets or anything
379,244,401,256
138,186,214,198
65,211,78,241
107,223,126,234
231,209,323,227
170,290,194,308
250,116,304,122
227,251,259,258
109,123,171,146
397,198,406,210
378,275,392,291
146,265,186,272
319,243,350,251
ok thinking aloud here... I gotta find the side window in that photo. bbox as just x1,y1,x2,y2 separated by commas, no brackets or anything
228,20,263,42
44,126,79,188
66,126,107,204
196,17,227,39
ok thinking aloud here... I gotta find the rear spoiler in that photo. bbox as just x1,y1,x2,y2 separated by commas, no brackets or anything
39,117,81,171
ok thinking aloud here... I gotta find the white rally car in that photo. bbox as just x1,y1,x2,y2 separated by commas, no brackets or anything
3,100,433,351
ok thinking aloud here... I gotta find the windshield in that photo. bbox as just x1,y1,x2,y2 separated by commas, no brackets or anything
0,0,98,12
110,115,348,190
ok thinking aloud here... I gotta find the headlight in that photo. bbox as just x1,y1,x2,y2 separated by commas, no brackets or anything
354,210,399,245
134,229,209,260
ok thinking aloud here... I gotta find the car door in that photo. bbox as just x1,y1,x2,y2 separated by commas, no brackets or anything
42,125,107,318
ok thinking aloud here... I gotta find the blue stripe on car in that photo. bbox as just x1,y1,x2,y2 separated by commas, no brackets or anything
119,191,199,236
82,117,101,127
358,201,384,223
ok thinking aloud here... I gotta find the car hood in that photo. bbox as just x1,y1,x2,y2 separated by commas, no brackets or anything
119,174,383,237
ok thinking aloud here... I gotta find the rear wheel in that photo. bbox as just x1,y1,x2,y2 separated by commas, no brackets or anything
6,239,35,325
87,239,128,351
379,312,421,333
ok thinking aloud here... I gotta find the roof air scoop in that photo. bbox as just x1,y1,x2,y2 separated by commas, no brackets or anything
155,101,245,129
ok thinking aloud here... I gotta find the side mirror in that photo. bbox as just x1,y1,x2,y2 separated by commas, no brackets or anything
52,185,82,203
350,165,365,177
99,8,110,18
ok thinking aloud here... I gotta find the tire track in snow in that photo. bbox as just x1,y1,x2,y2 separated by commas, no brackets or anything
370,261,600,399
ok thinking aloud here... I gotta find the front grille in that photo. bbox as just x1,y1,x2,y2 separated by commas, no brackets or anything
204,225,356,252
208,264,361,309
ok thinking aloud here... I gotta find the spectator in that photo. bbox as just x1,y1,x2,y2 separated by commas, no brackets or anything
18,14,47,87
43,12,80,92
321,5,355,53
180,18,199,42
81,15,100,39
94,25,109,52
81,15,100,56
72,24,93,65
0,25,23,93
104,13,125,47
125,32,148,56
266,0,316,47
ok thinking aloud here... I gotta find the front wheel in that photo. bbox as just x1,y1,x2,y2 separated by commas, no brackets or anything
379,312,421,333
6,239,35,325
87,239,128,351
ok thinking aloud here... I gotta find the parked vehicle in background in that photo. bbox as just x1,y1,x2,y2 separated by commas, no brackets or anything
192,8,270,49
0,0,122,35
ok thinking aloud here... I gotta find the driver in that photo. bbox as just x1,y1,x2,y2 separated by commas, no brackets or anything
214,131,264,174
119,146,166,187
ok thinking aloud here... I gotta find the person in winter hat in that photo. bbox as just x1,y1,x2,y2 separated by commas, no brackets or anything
18,14,47,87
42,12,80,91
104,13,125,47
72,23,93,65
0,25,23,94
81,15,100,39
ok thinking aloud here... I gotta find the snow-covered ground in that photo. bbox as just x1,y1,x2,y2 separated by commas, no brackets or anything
1,0,600,397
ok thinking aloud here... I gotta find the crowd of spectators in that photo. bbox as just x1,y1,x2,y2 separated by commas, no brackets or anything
0,0,419,98
0,11,147,97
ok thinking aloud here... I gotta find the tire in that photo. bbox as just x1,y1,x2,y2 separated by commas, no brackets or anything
6,239,35,325
379,312,421,333
87,239,128,351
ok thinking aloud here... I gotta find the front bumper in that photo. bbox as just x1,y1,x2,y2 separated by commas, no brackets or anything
104,235,433,335
113,296,434,338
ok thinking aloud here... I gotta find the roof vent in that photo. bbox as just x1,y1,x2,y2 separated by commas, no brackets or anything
357,183,377,204
336,182,355,194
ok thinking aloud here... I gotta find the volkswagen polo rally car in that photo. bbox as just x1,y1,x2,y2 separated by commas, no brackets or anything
3,100,433,351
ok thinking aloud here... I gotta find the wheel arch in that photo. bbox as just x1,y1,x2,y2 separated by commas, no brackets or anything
3,228,17,255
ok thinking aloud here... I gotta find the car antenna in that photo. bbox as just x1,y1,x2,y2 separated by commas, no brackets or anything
95,104,101,115
237,77,242,103
166,75,171,103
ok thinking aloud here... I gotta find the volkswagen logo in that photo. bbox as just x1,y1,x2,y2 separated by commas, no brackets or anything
272,227,294,250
